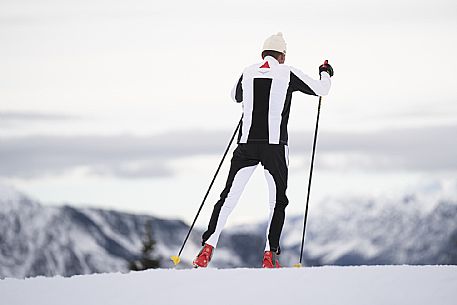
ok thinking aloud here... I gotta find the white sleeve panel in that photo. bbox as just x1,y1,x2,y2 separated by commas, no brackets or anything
289,66,331,96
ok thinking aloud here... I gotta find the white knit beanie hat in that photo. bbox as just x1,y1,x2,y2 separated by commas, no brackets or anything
262,32,287,54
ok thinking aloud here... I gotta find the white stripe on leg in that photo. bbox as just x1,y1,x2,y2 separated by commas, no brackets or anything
206,165,257,247
264,169,277,251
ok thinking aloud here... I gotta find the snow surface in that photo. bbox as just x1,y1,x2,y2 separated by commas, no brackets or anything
0,266,456,305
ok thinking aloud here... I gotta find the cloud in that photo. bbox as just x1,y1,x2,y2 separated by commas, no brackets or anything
0,130,231,179
0,111,79,122
292,125,457,171
88,161,174,179
0,125,456,179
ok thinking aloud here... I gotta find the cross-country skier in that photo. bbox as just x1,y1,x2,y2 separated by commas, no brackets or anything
193,32,333,268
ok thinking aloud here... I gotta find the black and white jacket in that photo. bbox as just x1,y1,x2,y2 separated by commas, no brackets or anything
231,56,331,145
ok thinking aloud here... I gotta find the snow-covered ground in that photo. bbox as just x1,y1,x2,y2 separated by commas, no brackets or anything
1,266,456,305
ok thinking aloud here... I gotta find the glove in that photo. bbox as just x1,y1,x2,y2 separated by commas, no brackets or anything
319,60,334,77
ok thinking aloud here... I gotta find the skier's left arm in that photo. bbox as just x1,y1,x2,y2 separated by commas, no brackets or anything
289,66,331,97
230,75,243,103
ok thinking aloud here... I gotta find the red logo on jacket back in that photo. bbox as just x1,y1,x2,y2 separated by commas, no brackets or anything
260,61,270,69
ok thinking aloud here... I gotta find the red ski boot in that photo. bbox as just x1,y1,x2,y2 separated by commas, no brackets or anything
262,251,281,268
193,243,214,268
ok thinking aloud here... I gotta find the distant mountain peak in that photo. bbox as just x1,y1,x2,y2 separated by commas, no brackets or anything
0,184,38,213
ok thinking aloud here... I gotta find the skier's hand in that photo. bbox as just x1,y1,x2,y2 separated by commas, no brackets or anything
319,60,334,77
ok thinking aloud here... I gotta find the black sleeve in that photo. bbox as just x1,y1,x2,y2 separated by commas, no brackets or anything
234,75,243,103
289,71,317,96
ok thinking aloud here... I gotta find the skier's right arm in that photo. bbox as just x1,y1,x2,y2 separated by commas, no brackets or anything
231,75,243,103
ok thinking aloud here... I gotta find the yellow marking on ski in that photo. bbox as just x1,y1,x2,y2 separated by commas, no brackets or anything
170,255,181,266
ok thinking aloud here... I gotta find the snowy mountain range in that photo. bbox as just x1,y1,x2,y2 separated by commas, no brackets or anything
1,181,456,278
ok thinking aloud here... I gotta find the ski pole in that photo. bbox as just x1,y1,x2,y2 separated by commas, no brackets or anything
171,117,242,266
294,95,323,268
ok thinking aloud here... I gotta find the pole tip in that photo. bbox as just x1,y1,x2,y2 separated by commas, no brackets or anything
293,263,302,268
170,255,181,266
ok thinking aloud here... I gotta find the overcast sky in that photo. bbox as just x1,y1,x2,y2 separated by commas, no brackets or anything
1,0,456,225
